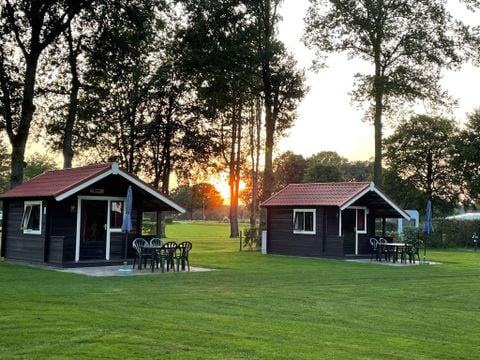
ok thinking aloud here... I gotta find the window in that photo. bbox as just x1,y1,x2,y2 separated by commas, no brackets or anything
357,209,365,232
110,201,124,228
21,201,42,235
356,208,367,234
142,211,158,235
293,209,316,234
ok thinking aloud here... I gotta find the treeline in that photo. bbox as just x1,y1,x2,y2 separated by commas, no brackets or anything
268,111,480,218
1,0,480,234
0,0,307,236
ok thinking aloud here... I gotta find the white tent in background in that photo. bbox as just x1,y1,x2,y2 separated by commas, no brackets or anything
445,213,480,221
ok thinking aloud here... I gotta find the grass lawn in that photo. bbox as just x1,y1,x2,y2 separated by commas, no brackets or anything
1,221,480,359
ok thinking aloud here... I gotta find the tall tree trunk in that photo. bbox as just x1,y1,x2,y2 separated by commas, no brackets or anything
63,79,78,169
258,0,278,231
10,56,39,187
426,151,433,200
229,106,240,238
373,1,384,187
249,98,262,230
63,25,81,169
373,73,383,187
233,111,242,235
260,103,274,231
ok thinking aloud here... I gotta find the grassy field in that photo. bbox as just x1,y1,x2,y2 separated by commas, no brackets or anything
1,221,480,359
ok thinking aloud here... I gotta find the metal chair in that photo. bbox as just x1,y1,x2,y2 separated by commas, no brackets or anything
157,241,177,272
149,238,163,270
174,241,192,271
406,240,422,263
132,238,152,270
369,238,379,261
150,238,163,247
378,237,392,262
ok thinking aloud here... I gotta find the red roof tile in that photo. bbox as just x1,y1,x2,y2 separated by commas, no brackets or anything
261,182,371,207
0,163,113,199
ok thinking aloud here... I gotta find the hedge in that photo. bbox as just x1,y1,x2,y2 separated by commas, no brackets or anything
402,219,480,248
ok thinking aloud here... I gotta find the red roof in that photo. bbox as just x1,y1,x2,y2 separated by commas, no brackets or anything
261,182,371,207
0,162,186,213
0,163,113,199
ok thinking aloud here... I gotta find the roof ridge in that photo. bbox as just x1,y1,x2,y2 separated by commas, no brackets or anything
51,163,113,197
260,181,373,208
288,181,371,186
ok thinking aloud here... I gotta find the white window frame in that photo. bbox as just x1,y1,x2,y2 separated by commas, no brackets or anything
75,196,126,262
109,200,125,231
293,209,316,235
21,200,43,235
348,206,368,234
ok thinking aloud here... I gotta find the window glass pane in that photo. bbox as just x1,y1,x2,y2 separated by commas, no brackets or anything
22,206,32,230
110,201,123,228
142,211,157,235
28,204,41,231
305,212,314,232
357,209,365,231
294,212,304,231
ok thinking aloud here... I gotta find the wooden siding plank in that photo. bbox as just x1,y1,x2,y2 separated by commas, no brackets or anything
267,207,324,257
4,200,46,262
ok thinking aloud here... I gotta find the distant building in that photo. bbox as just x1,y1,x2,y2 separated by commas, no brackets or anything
260,182,410,257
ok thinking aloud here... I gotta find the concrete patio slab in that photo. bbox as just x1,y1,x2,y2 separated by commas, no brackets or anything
346,259,440,266
55,265,214,277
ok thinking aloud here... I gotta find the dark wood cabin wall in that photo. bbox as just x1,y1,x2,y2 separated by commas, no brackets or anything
51,198,77,262
357,233,370,254
110,233,126,259
4,200,46,262
0,200,8,257
48,236,65,265
324,206,343,257
267,207,324,257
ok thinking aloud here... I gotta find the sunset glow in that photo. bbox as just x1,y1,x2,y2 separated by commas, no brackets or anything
210,175,246,205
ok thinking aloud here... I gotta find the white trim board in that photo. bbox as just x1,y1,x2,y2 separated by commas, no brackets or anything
55,163,186,214
340,182,410,220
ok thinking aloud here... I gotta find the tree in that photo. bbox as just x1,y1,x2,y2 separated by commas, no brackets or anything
451,108,480,202
384,115,461,214
23,152,58,181
179,0,259,237
77,0,159,174
170,183,224,220
342,160,373,182
246,98,263,230
242,0,307,231
303,151,347,183
304,0,466,186
273,151,306,191
0,0,91,187
43,14,89,169
0,138,10,192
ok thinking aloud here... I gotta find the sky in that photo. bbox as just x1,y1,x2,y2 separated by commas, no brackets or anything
276,0,480,161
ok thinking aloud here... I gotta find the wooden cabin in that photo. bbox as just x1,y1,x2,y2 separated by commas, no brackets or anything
0,163,185,267
260,182,410,257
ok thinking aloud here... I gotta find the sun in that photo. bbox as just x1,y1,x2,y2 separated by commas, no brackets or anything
209,174,246,205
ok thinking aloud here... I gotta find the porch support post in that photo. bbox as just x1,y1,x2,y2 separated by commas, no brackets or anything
338,208,342,237
382,217,386,236
75,197,81,262
106,200,111,261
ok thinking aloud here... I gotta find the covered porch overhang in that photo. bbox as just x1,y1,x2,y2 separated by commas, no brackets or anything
337,183,410,255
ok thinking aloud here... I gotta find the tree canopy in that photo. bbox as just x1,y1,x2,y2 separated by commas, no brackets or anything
304,0,467,186
384,114,461,214
452,108,480,202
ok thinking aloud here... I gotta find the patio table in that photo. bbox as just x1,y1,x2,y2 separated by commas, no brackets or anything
380,243,411,263
137,245,162,271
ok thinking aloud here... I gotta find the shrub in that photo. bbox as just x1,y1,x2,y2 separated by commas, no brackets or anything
425,219,480,248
